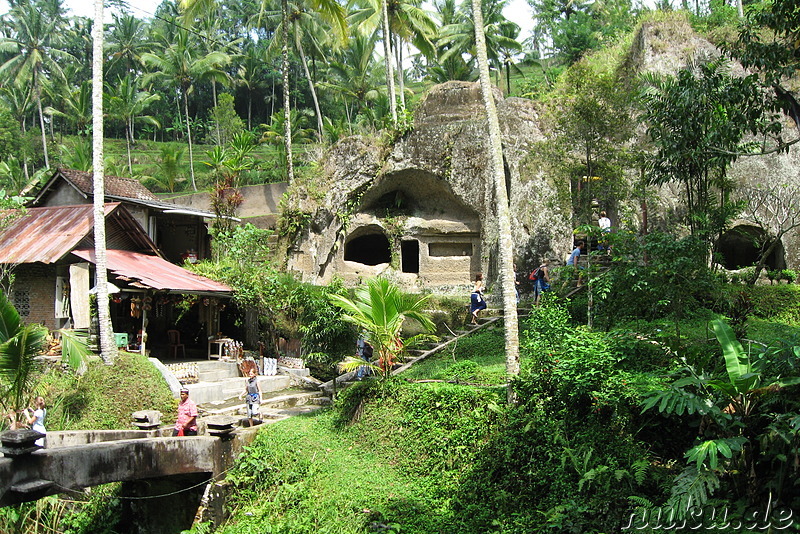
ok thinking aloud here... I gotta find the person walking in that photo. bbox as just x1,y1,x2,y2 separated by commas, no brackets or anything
25,396,46,446
568,240,586,287
355,334,373,380
240,368,262,426
174,388,198,436
532,261,551,306
470,273,487,325
598,211,612,251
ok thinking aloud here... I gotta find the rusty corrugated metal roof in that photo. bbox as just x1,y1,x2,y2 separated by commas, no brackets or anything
72,248,232,295
0,204,134,264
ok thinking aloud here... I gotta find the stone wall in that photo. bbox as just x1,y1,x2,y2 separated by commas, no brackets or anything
164,183,288,228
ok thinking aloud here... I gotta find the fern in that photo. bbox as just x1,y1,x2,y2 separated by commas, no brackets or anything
627,495,653,508
631,459,649,486
667,465,720,518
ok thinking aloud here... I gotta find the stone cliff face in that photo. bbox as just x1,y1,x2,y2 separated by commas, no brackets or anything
284,14,800,292
285,81,572,292
627,14,800,272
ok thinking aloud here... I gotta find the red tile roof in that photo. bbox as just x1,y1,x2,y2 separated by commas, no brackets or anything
55,168,158,201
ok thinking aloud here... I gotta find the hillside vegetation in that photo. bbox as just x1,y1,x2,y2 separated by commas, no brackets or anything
207,290,800,533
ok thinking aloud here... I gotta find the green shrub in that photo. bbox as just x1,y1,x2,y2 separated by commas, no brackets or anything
781,269,797,284
747,285,800,325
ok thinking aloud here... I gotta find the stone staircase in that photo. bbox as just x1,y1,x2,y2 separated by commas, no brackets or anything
181,361,284,405
200,387,332,423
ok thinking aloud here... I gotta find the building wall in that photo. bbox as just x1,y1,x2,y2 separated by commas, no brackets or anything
11,264,58,330
40,186,86,207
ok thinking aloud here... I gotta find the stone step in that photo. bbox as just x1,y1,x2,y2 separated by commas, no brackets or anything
201,391,326,418
186,375,293,405
198,369,232,382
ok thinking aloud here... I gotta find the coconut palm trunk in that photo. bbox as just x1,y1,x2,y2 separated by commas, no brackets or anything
282,0,295,182
34,72,49,169
181,89,198,191
471,0,519,403
93,0,116,364
296,36,324,141
395,35,406,110
381,0,397,124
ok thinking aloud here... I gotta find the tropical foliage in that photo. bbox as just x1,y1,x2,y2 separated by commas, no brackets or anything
329,277,435,379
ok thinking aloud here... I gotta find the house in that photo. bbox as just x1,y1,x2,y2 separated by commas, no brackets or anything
29,168,219,264
0,203,232,358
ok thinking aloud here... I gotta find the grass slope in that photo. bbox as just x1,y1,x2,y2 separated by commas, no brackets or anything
39,351,175,430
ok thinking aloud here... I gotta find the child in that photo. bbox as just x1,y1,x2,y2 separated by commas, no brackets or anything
240,368,262,426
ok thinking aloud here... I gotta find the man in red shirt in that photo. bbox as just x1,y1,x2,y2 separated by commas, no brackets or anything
174,388,198,436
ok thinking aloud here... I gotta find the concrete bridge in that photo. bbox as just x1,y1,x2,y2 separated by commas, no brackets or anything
0,424,259,533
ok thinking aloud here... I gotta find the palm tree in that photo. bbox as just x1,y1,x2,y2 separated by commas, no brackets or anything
471,0,519,403
106,75,161,175
93,0,116,364
236,43,272,130
141,28,231,190
45,79,93,137
0,85,34,181
1,291,91,424
152,144,186,193
428,0,475,82
357,0,437,110
106,13,154,78
0,291,47,424
260,109,315,177
319,33,383,129
439,0,520,79
0,1,74,170
349,0,399,123
329,277,435,380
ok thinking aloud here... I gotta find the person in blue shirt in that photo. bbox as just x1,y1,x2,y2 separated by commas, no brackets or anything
568,240,586,287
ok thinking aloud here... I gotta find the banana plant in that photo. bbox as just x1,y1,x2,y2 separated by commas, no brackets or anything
642,318,800,509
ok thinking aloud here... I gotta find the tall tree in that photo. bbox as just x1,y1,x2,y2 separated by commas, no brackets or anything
729,0,800,135
320,32,383,128
639,58,780,242
349,0,398,123
141,28,230,190
236,43,272,130
471,0,519,403
106,75,161,175
93,0,116,364
45,79,93,137
259,0,348,140
106,13,154,79
0,1,73,170
351,0,437,111
438,0,521,78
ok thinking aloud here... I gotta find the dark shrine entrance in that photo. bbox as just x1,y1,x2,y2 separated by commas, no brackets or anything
716,225,785,270
401,239,420,273
344,232,391,265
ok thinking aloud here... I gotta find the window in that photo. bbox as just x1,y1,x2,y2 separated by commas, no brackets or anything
12,288,30,317
429,242,473,257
